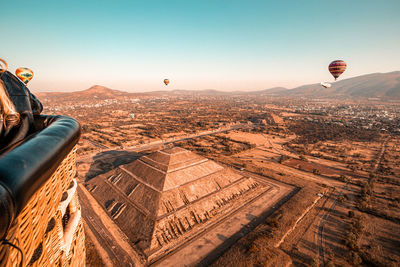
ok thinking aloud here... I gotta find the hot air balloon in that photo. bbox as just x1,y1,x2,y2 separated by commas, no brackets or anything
328,60,346,80
164,79,169,86
320,82,331,88
0,58,7,74
16,67,34,84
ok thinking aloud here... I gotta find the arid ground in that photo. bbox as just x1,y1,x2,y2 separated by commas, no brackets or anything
42,90,400,266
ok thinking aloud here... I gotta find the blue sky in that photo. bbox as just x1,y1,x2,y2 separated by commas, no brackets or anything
2,0,400,92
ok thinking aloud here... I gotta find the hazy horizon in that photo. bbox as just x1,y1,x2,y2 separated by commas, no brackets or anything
3,0,400,92
32,70,399,94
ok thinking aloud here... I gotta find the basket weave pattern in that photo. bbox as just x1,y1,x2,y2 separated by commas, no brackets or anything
0,148,86,267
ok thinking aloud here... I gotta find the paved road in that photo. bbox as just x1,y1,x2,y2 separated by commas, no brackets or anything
77,186,136,266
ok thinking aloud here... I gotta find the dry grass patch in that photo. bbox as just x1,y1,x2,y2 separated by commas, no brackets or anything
211,158,325,267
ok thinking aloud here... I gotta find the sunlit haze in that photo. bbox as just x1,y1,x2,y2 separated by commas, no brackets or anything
2,0,400,92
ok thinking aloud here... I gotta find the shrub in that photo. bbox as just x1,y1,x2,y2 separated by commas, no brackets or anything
265,218,279,228
339,175,349,182
278,155,288,163
353,219,364,232
350,251,362,265
248,243,258,253
345,232,359,251
310,258,319,267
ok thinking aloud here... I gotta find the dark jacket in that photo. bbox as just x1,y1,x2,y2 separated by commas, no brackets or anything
0,71,43,151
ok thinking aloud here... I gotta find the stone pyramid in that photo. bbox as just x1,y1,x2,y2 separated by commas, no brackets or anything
86,147,265,261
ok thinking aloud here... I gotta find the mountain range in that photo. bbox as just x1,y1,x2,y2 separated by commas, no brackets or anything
36,71,400,101
275,71,400,99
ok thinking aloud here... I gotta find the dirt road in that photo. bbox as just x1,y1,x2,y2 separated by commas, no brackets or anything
77,184,144,266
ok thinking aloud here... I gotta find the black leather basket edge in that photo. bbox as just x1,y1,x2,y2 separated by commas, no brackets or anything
0,115,81,239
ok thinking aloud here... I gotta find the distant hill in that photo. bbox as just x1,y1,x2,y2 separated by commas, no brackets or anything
79,85,130,97
149,87,289,96
149,89,231,96
245,87,288,95
35,71,400,101
279,71,400,99
36,85,145,102
149,71,400,99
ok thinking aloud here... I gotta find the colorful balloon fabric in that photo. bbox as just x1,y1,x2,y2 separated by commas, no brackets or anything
15,68,34,84
164,79,169,86
0,58,7,74
328,60,346,80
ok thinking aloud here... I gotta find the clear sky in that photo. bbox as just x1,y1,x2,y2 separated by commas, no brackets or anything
2,0,400,92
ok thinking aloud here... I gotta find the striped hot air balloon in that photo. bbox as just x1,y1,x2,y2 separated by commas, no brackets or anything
0,58,7,74
164,79,170,86
328,60,346,80
16,67,34,84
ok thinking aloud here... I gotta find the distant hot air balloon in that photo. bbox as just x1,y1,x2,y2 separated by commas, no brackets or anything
164,79,170,86
328,60,346,80
16,67,34,84
320,82,331,88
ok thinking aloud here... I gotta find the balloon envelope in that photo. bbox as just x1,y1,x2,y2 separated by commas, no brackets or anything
0,58,7,74
16,68,34,84
328,60,346,80
164,79,169,86
320,82,331,88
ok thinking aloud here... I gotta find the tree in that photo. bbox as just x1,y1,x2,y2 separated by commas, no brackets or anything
339,175,349,182
313,168,320,175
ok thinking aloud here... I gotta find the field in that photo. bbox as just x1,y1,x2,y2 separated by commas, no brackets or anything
43,90,400,266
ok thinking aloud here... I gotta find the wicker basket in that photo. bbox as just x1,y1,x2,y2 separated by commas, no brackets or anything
0,148,86,267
